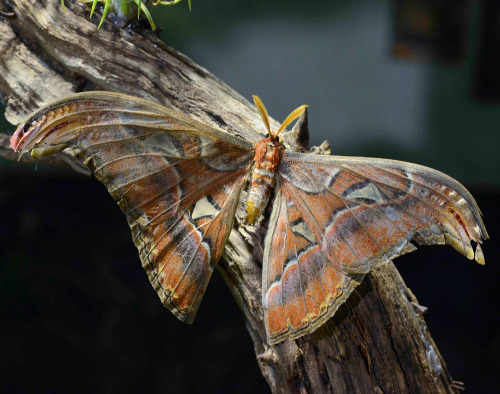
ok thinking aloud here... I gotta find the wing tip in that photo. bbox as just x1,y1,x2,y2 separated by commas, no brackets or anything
10,123,27,153
474,243,485,265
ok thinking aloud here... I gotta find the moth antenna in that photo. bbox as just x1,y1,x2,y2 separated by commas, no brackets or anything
252,95,271,136
276,104,308,137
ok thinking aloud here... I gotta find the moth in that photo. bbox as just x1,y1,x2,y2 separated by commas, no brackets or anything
10,92,488,344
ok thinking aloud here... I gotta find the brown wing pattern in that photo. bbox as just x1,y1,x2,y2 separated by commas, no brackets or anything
263,152,487,343
11,92,254,323
263,185,363,344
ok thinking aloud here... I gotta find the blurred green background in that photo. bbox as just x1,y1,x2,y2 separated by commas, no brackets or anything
2,0,500,185
1,0,499,393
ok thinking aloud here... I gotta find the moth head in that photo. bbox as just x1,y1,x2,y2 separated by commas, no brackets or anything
252,95,308,141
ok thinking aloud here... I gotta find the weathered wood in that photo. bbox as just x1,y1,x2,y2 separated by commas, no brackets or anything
0,1,458,392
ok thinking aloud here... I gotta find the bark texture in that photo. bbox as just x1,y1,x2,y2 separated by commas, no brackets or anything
0,1,459,392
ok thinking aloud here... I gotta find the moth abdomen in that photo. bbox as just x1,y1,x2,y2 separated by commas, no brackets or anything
245,137,283,225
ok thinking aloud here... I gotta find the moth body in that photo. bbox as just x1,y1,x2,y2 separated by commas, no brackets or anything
245,137,283,224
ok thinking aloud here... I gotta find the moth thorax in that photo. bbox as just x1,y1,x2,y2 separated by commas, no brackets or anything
245,138,283,225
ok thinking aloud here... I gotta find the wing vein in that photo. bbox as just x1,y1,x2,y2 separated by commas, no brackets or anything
133,167,246,244
344,164,469,249
280,176,353,280
372,165,472,240
283,169,361,262
153,175,244,309
282,188,311,328
124,153,245,215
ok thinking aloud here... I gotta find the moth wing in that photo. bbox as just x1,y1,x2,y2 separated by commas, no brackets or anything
263,152,487,344
12,91,254,323
263,184,363,344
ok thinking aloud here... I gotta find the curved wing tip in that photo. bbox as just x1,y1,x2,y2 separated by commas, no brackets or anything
10,126,23,152
475,244,485,265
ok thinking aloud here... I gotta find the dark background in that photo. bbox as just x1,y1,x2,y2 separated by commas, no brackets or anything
1,0,499,392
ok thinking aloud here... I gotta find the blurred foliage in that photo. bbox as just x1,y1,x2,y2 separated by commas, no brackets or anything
1,0,500,186
60,0,191,30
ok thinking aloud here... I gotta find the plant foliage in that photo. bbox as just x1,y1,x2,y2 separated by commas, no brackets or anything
60,0,191,30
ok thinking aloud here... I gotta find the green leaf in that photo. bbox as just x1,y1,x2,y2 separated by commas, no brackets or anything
97,0,112,29
90,0,99,19
60,0,188,31
139,1,156,30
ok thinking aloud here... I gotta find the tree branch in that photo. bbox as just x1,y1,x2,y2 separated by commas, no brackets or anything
0,1,457,392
